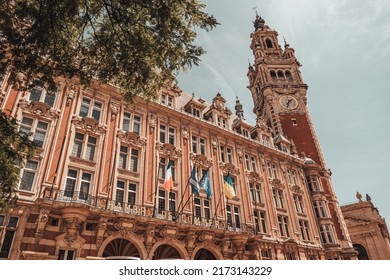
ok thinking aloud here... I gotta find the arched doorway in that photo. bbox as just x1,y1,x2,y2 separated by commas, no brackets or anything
102,238,141,259
194,248,216,260
354,244,369,260
152,244,182,260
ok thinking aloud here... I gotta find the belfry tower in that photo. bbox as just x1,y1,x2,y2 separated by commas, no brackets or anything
247,15,356,259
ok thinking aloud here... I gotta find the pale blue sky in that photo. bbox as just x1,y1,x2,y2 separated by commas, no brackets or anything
177,0,390,222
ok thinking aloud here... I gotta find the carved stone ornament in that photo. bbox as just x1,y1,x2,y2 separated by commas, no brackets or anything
96,220,107,248
186,232,197,254
274,88,298,95
66,84,78,105
71,115,106,134
220,162,240,176
117,130,146,146
190,153,213,169
109,100,120,120
157,142,182,158
221,238,231,257
290,185,304,194
198,231,215,243
145,226,156,253
148,114,156,130
271,178,284,189
160,226,179,239
211,137,218,153
63,218,82,244
34,209,50,244
19,99,60,119
246,171,264,183
181,127,189,140
114,219,137,236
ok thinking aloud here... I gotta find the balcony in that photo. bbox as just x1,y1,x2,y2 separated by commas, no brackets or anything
42,189,255,234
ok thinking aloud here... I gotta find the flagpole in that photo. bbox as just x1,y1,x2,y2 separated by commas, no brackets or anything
175,159,198,221
152,155,161,218
210,178,225,229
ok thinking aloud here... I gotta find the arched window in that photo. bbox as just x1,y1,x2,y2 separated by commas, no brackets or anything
354,244,369,260
265,38,273,48
270,70,277,79
285,70,292,80
277,70,285,79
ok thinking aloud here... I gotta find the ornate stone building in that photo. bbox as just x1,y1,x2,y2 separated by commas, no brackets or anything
341,193,390,260
0,16,359,260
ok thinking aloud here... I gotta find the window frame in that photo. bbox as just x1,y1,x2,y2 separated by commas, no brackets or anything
71,132,98,162
19,116,50,148
28,86,56,107
19,160,39,192
0,215,19,259
63,168,93,201
78,96,103,122
122,111,142,135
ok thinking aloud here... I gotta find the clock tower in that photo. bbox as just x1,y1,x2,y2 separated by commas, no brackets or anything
247,15,356,259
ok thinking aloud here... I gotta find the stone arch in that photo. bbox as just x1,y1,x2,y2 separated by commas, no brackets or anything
353,243,369,260
192,245,223,260
149,240,188,260
97,233,147,260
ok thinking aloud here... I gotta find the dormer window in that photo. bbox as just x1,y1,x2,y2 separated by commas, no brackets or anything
270,70,277,80
191,107,201,117
265,38,273,48
217,116,227,128
161,94,173,107
29,86,56,107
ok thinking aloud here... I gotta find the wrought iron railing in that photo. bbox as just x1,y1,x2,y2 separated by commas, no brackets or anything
43,189,255,234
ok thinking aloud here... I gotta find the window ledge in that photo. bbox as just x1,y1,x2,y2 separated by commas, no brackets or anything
69,156,96,167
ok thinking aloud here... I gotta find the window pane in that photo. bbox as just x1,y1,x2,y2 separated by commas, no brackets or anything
0,230,15,258
8,217,19,228
85,144,95,161
0,215,5,226
44,93,55,107
30,87,42,102
33,131,46,147
20,171,35,191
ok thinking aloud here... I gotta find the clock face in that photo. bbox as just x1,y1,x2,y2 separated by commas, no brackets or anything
280,96,298,110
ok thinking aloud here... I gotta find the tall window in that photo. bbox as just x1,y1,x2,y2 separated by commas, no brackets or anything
79,97,102,122
306,176,320,192
227,204,241,229
254,211,267,234
158,158,175,182
267,162,279,179
244,155,257,172
19,160,39,191
320,224,334,244
118,145,139,172
19,117,49,148
115,180,137,206
194,198,211,222
191,136,207,155
63,169,92,201
71,132,97,161
0,216,19,259
277,215,290,237
299,220,311,241
293,194,305,214
157,190,176,215
272,189,284,208
249,182,262,204
265,38,273,48
220,146,234,164
122,112,142,135
287,169,298,185
159,125,175,145
313,201,328,218
29,86,56,107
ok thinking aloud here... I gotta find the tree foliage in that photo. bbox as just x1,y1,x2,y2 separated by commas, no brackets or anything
0,111,36,211
0,0,218,100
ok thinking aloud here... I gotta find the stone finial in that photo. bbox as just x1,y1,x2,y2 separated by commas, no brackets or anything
366,193,372,202
356,191,362,202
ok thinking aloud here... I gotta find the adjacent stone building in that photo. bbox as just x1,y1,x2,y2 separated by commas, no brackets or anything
341,193,390,260
0,15,379,260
